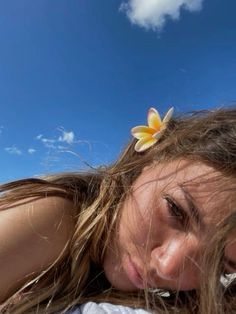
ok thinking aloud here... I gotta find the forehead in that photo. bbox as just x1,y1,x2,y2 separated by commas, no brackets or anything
134,159,235,217
142,159,215,183
137,159,218,190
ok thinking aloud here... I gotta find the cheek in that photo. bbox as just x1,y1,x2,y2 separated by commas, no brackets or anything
117,201,150,253
118,195,166,253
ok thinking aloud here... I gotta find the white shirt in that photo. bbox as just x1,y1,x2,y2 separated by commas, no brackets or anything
65,302,151,314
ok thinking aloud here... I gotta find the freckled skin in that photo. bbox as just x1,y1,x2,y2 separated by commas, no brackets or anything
103,160,236,291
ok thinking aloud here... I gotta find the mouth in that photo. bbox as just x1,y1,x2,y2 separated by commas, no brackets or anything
124,255,196,292
124,255,146,289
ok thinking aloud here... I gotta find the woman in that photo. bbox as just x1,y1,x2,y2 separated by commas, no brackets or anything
0,107,235,313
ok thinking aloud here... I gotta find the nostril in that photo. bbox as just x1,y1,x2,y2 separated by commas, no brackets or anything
150,257,180,281
156,265,179,281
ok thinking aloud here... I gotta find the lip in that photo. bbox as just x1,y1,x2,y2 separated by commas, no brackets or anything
125,255,146,289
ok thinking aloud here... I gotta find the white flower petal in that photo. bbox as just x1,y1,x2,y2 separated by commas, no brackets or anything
131,126,156,139
163,107,174,124
148,108,162,129
134,137,157,152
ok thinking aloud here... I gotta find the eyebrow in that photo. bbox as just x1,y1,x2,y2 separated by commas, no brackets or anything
178,185,202,227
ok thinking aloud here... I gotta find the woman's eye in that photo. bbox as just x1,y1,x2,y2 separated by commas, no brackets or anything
164,196,189,228
223,258,236,275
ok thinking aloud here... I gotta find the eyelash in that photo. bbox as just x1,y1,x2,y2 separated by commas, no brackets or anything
164,196,189,228
223,258,236,275
222,265,232,277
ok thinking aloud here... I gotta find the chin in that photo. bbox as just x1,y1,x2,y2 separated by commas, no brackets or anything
103,264,138,292
105,270,138,291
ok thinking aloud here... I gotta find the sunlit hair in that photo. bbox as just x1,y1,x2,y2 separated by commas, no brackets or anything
0,107,236,313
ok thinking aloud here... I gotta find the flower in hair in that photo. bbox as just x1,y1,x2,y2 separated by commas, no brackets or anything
131,107,174,152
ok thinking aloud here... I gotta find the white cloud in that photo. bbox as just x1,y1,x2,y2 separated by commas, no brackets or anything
41,138,56,144
36,134,43,140
36,134,55,142
120,0,204,32
36,134,56,146
36,128,76,151
28,148,36,154
42,139,56,144
5,146,22,155
58,130,75,145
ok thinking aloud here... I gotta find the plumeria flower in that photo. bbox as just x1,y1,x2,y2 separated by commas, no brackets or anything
131,107,174,152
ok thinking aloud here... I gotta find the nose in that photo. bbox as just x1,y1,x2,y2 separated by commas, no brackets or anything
150,235,200,285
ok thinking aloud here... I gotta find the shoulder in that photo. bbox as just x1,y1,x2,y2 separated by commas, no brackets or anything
0,195,74,229
0,196,75,302
0,196,75,254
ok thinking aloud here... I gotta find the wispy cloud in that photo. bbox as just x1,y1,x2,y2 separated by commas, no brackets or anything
58,128,75,145
35,134,57,149
36,128,76,149
35,128,94,170
28,148,36,154
120,0,204,32
5,146,22,155
36,134,43,140
36,134,56,144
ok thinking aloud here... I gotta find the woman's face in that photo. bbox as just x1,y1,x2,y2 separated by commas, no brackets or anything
103,159,236,291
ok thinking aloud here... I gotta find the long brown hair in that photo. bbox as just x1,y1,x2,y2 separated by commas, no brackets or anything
1,107,236,313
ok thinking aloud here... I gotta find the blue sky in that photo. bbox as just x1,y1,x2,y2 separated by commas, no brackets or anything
0,0,236,182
